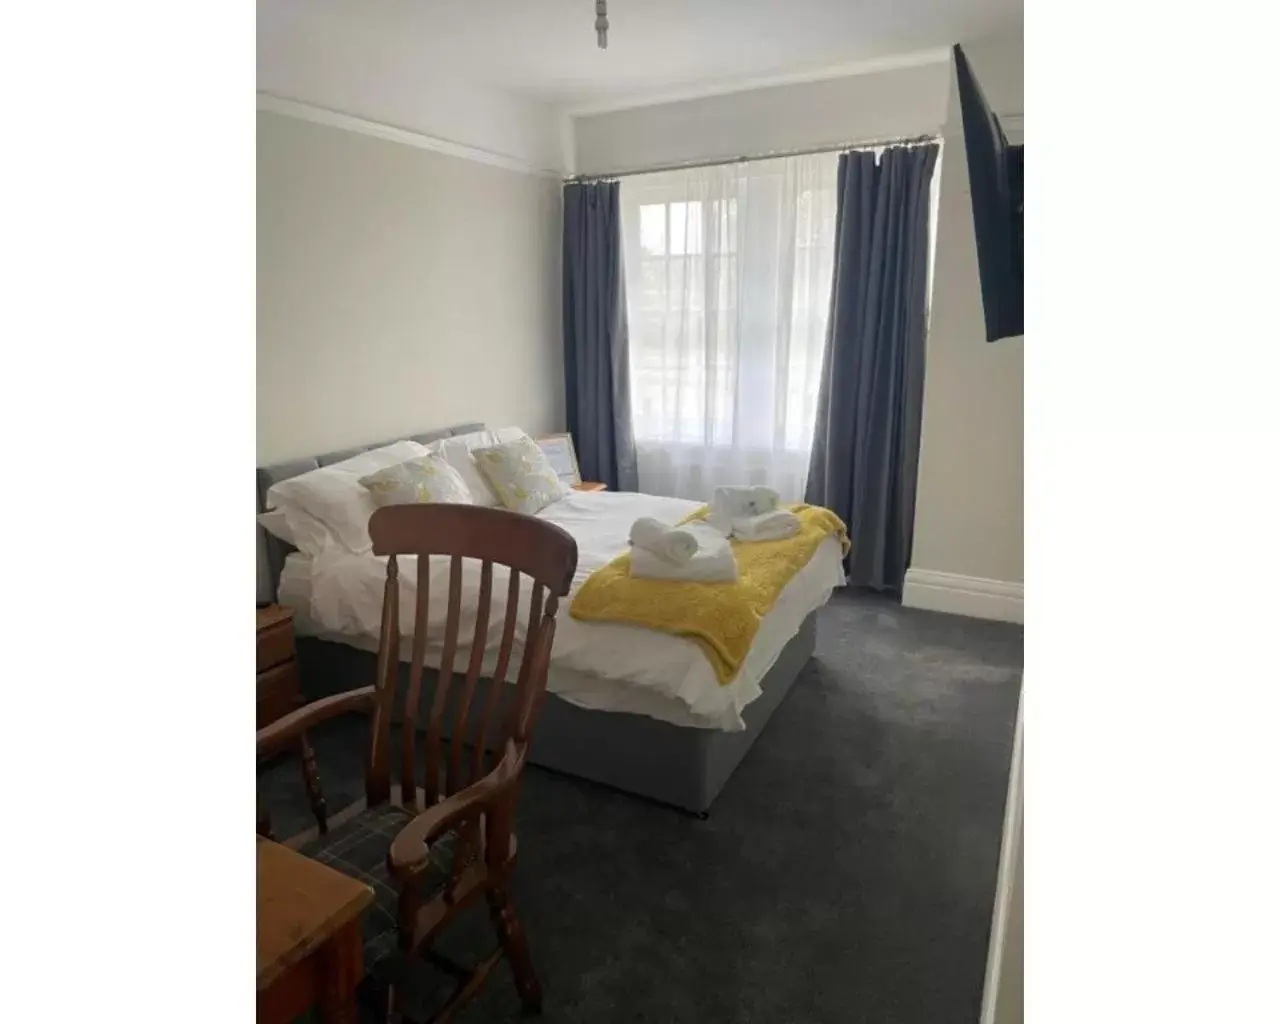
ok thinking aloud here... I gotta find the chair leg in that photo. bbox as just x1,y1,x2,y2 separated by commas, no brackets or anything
357,976,400,1024
299,733,329,834
487,880,542,1013
382,983,405,1024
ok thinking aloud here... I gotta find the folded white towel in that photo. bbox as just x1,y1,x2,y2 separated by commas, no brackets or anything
628,516,699,564
730,510,801,542
631,524,738,582
710,485,780,524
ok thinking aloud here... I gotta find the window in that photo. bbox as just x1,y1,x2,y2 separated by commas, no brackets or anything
620,154,839,501
629,198,737,446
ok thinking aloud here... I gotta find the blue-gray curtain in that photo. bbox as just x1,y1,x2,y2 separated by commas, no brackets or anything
562,180,637,491
805,144,940,592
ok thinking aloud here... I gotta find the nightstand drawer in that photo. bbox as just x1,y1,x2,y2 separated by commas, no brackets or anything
257,622,295,673
257,661,301,728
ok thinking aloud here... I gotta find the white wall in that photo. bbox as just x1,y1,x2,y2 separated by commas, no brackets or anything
257,110,563,463
950,32,1023,123
904,28,1024,622
572,60,951,176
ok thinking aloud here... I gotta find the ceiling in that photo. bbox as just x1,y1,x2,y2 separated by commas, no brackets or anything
259,0,1023,110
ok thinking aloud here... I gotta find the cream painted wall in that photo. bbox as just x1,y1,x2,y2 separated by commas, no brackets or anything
257,110,563,464
906,29,1024,619
572,60,951,176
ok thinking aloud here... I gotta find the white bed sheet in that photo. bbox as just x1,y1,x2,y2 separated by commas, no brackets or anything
277,553,323,636
280,491,844,731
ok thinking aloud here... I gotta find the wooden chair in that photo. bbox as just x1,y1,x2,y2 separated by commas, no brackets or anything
256,503,578,1023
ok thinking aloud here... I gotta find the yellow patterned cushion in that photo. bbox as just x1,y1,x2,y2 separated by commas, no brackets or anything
358,453,474,508
472,436,569,516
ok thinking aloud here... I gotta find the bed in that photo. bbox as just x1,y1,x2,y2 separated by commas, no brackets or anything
257,423,844,814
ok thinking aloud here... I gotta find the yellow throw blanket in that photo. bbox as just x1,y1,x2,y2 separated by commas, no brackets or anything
570,504,849,684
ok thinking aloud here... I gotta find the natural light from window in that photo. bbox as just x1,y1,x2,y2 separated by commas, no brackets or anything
620,155,838,501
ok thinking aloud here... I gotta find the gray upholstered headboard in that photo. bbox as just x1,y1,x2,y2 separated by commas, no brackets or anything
256,422,486,604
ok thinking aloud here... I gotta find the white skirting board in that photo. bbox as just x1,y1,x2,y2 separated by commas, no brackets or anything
902,569,1024,624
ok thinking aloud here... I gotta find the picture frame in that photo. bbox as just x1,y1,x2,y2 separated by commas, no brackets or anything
536,432,581,486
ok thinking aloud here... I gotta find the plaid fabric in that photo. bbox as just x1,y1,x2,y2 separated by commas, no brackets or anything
300,804,462,971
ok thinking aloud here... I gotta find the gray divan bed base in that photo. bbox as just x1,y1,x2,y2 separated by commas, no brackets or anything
295,613,816,816
258,423,819,816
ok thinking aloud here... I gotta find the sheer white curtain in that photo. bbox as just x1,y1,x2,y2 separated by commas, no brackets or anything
619,153,839,502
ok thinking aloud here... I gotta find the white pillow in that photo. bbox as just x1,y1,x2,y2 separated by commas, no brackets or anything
490,426,531,444
321,440,428,477
266,440,429,553
432,427,530,507
359,453,474,508
257,506,334,558
257,508,294,545
473,435,570,516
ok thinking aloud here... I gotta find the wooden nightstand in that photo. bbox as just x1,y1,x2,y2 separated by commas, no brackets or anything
257,606,302,729
572,481,607,492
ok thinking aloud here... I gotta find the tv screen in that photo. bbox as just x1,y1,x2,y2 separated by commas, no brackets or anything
954,44,1023,341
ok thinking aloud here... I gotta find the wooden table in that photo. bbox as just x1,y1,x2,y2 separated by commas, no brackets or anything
257,837,375,1024
572,481,607,492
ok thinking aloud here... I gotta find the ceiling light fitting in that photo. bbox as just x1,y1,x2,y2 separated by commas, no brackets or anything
595,0,608,49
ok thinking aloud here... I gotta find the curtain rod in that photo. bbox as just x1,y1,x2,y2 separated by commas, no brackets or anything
564,132,939,183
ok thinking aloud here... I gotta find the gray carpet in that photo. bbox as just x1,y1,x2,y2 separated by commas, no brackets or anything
259,589,1023,1023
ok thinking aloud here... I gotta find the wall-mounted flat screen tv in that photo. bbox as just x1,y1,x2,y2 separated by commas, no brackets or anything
954,43,1023,342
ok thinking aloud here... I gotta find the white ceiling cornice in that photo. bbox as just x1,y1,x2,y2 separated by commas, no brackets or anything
561,47,953,119
257,93,563,177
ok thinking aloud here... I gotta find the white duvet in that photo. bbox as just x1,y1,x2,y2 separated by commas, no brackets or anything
289,490,845,731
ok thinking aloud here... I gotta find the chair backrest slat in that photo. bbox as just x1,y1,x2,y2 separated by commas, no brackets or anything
449,558,493,793
368,504,577,807
473,566,523,783
400,553,431,810
512,598,560,744
424,554,464,799
504,583,546,739
366,554,399,807
526,583,545,651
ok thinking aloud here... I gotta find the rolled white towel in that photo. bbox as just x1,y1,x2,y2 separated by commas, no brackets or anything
631,524,738,582
710,485,780,523
629,516,699,564
731,509,801,542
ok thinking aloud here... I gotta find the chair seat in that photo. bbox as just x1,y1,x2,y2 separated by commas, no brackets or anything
300,803,462,972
